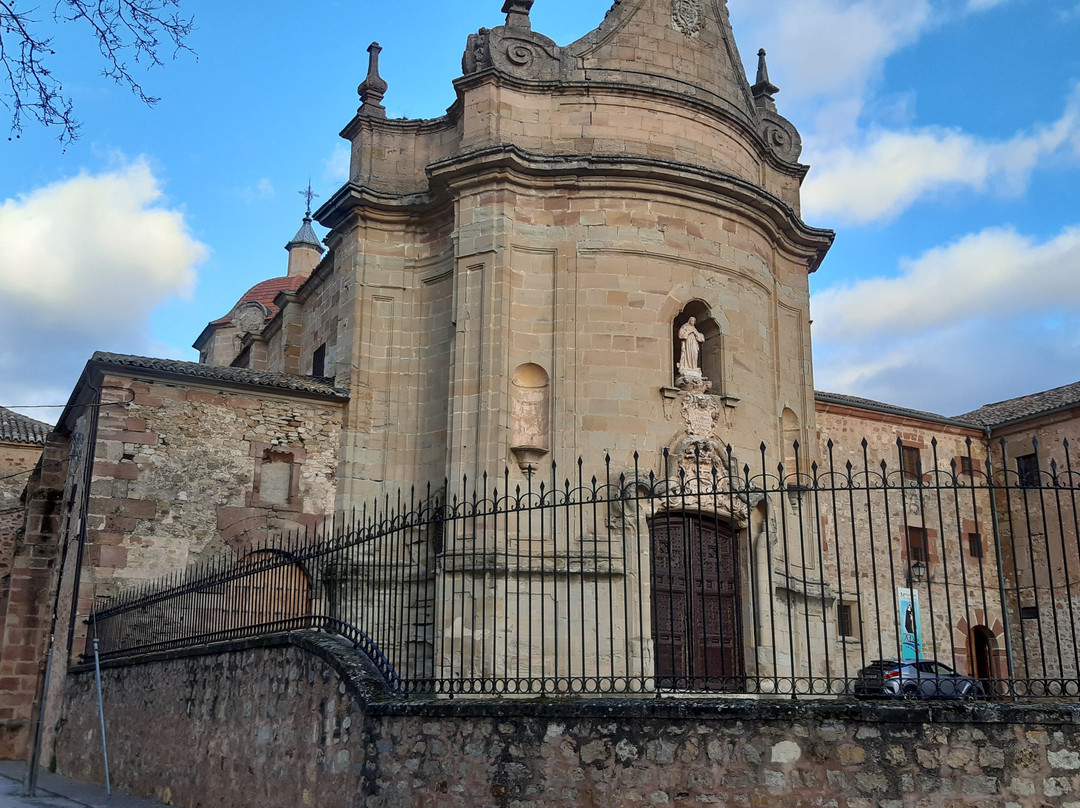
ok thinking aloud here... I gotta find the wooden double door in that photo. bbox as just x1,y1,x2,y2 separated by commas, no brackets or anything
649,512,742,690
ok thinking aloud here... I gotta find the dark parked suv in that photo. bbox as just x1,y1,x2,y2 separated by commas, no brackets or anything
853,659,984,699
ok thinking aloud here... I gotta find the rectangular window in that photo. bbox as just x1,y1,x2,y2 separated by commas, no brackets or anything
837,602,858,639
1020,605,1039,620
960,456,974,476
901,445,922,481
907,526,926,563
1016,453,1040,488
968,532,983,559
312,343,326,377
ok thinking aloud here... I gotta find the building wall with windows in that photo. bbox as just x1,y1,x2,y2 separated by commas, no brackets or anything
814,395,1008,689
961,387,1080,685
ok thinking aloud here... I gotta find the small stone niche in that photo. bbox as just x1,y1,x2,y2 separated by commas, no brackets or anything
509,363,551,474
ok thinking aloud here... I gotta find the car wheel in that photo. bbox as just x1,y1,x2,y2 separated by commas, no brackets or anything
901,683,919,698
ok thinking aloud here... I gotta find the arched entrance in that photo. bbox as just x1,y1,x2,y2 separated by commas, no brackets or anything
967,625,994,694
648,511,742,690
229,550,313,632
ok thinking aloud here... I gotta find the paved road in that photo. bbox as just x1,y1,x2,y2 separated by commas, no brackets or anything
0,762,166,808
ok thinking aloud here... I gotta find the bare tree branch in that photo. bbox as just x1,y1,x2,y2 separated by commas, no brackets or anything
0,0,194,144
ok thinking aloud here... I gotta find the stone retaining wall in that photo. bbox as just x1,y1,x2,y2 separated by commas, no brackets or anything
55,634,1080,807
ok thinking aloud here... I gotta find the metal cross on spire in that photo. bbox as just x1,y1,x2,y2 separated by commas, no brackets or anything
299,180,319,218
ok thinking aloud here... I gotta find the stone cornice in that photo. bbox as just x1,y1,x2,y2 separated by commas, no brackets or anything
318,145,833,271
451,70,808,180
432,145,834,270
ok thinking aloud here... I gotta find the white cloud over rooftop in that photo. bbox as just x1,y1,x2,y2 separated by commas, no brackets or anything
803,87,1080,224
0,158,207,406
812,222,1080,413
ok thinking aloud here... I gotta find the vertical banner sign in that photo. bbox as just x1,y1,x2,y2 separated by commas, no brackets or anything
898,587,922,660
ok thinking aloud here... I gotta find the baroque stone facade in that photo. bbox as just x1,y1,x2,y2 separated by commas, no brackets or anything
5,4,1080,803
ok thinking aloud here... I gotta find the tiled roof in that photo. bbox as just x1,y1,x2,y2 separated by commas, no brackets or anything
210,276,306,326
92,353,348,398
958,380,1080,427
815,391,980,429
0,406,50,444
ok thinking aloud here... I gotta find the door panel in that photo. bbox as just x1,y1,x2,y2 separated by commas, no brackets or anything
649,512,741,690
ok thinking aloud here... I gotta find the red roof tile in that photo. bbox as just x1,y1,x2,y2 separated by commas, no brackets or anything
210,275,306,326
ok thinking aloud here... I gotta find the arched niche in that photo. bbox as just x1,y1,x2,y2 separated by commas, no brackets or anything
672,301,722,391
510,363,551,474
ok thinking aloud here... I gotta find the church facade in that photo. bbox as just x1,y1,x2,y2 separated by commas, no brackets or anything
2,0,1078,763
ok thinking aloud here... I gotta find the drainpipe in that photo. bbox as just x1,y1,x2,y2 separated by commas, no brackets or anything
984,425,1016,680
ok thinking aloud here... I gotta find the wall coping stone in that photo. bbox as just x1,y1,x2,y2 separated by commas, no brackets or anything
69,631,1080,728
69,632,392,703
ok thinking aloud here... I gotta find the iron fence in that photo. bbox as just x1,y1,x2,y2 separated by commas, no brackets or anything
87,436,1080,700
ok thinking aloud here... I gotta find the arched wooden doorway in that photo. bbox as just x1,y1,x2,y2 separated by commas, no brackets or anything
229,550,313,632
967,625,994,693
648,511,742,690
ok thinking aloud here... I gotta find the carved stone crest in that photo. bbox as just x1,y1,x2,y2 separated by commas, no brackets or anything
681,393,721,437
672,0,704,36
230,302,269,336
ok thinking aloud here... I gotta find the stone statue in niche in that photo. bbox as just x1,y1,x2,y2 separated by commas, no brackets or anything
678,317,704,374
676,317,711,393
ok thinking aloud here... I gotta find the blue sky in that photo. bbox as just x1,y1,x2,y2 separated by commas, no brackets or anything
1,0,1079,421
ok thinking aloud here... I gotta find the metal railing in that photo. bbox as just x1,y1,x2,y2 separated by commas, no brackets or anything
87,436,1080,700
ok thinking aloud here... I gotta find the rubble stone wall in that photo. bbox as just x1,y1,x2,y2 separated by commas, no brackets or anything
0,438,45,580
55,634,1080,808
84,373,343,603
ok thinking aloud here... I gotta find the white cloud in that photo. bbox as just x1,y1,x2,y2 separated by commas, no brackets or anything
966,0,1009,10
237,177,275,203
325,144,350,184
812,223,1080,413
729,0,935,138
0,159,207,406
803,88,1080,224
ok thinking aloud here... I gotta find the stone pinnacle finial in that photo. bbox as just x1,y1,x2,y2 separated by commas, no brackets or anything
358,42,388,118
502,0,534,29
751,48,780,112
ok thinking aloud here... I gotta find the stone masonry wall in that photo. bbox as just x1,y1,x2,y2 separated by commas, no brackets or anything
54,634,1080,808
0,433,70,760
83,374,343,605
0,438,46,581
814,405,1002,683
986,410,1080,685
5,373,344,763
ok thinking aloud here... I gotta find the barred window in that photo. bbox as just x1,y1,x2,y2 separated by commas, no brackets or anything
907,526,927,563
1016,453,1040,488
901,445,922,481
837,602,858,639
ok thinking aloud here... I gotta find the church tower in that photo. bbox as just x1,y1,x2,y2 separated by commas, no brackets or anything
312,0,834,504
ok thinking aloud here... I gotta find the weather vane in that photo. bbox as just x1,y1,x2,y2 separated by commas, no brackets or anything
299,180,319,217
